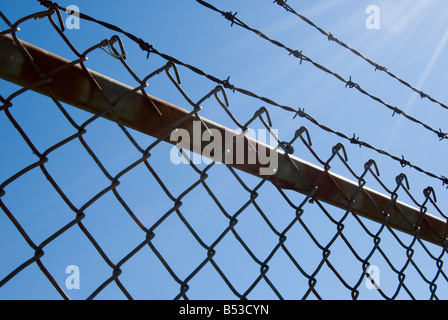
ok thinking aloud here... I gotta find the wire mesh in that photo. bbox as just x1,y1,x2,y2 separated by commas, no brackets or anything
1,4,448,300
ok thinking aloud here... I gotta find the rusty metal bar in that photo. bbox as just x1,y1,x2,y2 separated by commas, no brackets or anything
0,34,446,247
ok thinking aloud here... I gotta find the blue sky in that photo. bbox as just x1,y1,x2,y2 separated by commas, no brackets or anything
1,0,448,300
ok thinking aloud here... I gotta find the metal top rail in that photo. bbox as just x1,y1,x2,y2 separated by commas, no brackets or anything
1,33,446,248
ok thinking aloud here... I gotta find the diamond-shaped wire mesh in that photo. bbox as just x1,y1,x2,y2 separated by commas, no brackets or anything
0,6,447,300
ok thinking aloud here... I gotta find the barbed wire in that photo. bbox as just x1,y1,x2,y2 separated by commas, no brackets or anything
194,0,448,143
1,4,447,301
35,0,448,189
272,0,448,112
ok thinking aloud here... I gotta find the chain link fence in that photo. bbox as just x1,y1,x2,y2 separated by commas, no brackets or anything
1,4,448,300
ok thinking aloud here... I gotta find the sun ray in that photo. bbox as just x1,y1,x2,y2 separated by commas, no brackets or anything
384,25,448,147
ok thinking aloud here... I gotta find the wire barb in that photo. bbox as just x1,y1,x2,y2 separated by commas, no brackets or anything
222,11,238,26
